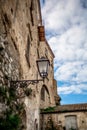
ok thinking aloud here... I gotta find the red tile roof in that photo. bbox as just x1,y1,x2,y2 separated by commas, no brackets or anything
41,103,87,114
55,103,87,113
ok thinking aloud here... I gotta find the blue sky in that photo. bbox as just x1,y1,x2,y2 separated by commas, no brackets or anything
40,0,87,104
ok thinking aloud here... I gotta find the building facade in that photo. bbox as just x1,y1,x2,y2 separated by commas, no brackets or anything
1,1,86,130
0,0,59,130
41,103,87,130
56,104,87,130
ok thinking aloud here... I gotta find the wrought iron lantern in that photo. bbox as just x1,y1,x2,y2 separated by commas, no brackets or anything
36,57,50,79
10,57,50,88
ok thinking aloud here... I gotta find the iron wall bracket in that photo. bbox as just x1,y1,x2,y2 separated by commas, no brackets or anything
10,79,43,88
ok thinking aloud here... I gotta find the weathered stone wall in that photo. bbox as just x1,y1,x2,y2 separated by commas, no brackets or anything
41,112,87,130
0,0,56,130
39,40,55,106
57,111,87,130
0,11,20,85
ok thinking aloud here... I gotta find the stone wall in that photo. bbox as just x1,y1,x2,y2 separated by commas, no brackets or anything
0,0,56,130
40,111,87,130
0,13,20,85
57,111,87,130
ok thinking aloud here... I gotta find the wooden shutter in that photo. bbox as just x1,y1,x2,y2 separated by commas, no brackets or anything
38,26,45,41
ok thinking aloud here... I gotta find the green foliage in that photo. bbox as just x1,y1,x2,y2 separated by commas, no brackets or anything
0,86,7,101
43,107,55,112
0,86,6,95
24,87,32,96
69,128,76,130
9,87,16,100
16,102,24,111
0,85,25,130
0,110,21,130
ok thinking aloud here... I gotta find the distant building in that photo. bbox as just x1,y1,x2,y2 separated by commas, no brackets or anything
41,101,87,130
56,103,87,130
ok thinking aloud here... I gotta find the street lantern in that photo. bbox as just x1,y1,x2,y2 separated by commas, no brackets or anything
10,57,50,88
36,57,50,79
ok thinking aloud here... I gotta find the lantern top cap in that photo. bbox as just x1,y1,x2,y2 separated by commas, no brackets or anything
37,57,50,64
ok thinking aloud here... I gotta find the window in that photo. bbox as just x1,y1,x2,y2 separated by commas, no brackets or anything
41,87,45,101
45,48,48,57
26,23,32,41
25,35,30,67
30,0,34,26
38,26,45,41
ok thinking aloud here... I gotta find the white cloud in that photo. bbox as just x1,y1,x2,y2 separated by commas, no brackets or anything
58,85,82,94
55,61,87,82
42,0,87,32
57,84,87,94
41,0,87,95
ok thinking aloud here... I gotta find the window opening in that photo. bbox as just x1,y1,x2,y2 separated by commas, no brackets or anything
30,0,34,26
25,35,30,67
41,87,45,101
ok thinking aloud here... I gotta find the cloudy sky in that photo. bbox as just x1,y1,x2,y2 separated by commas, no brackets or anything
40,0,87,104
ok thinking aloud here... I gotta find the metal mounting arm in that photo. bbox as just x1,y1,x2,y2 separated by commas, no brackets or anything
10,79,43,88
10,57,50,88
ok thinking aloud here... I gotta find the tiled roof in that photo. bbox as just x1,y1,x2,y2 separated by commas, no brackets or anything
55,103,87,113
41,103,87,114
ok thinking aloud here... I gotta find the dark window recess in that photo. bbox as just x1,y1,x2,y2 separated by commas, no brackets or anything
41,87,45,101
34,119,38,130
3,13,12,28
30,0,34,26
26,23,32,41
2,13,11,33
45,48,48,57
11,37,18,52
25,35,30,67
38,26,45,41
11,8,13,14
37,48,40,58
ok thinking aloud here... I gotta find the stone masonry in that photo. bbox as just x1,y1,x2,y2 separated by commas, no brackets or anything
0,0,58,130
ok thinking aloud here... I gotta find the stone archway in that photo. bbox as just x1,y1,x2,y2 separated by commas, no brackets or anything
40,85,50,109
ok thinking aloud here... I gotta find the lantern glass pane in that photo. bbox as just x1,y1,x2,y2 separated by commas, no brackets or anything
37,57,49,78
